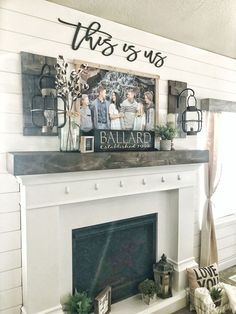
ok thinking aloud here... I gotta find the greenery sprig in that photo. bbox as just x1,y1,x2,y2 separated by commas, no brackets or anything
155,122,176,140
138,279,157,298
210,287,222,302
63,290,92,314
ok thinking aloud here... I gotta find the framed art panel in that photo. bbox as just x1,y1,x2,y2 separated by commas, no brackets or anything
75,60,159,151
94,286,111,314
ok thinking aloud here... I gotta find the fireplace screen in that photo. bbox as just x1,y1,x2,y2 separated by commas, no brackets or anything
72,213,157,303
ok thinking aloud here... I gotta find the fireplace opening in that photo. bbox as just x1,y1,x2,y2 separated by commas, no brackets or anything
72,213,157,303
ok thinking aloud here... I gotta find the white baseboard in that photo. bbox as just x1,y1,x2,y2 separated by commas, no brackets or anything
21,305,63,314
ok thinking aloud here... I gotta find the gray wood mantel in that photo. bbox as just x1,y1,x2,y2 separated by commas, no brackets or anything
7,150,209,176
201,98,236,112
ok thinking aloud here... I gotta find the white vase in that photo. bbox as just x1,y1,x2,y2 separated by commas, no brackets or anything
160,140,172,151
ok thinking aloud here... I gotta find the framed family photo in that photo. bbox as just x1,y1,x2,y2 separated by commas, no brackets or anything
75,60,159,151
94,286,111,314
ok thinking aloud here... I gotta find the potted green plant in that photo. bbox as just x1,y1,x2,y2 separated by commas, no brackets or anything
155,123,176,151
63,290,92,314
210,286,222,307
138,279,157,305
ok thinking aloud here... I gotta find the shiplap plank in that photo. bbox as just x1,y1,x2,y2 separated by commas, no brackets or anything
0,268,21,291
0,175,18,194
2,0,236,71
0,192,19,213
216,222,236,239
0,51,21,74
0,114,22,134
0,93,22,114
0,250,21,272
0,231,21,253
0,37,236,105
2,70,236,116
0,212,20,233
1,35,235,104
0,73,21,94
0,154,7,174
218,245,236,261
0,134,59,153
1,42,236,87
0,306,21,314
217,234,236,250
0,287,22,311
0,25,236,98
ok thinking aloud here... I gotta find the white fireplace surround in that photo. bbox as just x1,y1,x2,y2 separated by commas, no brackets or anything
17,164,200,314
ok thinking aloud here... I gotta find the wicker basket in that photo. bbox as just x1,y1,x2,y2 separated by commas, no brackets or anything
186,284,231,314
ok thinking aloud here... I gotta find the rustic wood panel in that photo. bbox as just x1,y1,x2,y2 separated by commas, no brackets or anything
168,80,187,114
167,80,188,139
7,150,209,176
21,51,57,136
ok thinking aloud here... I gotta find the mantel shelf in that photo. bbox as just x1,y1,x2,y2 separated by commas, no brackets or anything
7,150,209,176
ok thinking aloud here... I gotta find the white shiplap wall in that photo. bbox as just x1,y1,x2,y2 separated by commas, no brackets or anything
1,0,236,312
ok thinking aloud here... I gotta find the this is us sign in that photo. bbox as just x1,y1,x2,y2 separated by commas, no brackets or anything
58,18,167,69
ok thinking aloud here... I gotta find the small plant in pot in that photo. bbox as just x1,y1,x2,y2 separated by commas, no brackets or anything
155,123,176,151
210,286,222,307
63,290,92,314
138,279,157,305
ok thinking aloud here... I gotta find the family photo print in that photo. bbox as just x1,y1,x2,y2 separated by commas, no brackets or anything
76,61,159,151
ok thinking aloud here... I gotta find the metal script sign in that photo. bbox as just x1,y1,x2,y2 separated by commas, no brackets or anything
94,130,155,152
58,18,167,69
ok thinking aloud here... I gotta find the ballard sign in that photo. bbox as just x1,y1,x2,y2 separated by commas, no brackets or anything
94,130,155,152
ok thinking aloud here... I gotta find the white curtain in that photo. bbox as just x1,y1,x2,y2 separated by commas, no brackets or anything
200,111,222,267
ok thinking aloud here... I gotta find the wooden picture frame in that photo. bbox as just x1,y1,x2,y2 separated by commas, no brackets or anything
80,136,94,153
94,286,111,314
75,60,159,151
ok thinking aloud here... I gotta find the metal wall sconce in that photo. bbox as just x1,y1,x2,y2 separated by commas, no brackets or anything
177,88,202,135
168,81,202,136
31,63,67,135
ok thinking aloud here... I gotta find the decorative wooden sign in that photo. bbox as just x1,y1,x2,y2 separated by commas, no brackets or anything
21,51,57,136
168,80,187,138
94,130,155,152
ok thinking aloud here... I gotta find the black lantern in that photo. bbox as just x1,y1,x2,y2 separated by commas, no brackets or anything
31,63,67,134
177,88,202,135
153,254,174,299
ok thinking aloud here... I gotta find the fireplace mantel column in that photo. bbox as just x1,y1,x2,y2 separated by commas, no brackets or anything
17,165,201,314
168,186,198,291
